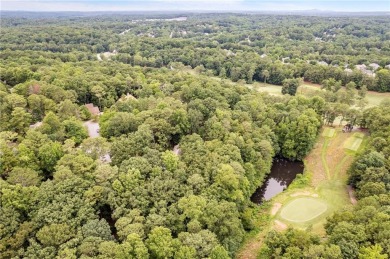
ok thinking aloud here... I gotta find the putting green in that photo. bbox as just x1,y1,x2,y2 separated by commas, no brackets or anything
322,128,335,138
280,197,328,223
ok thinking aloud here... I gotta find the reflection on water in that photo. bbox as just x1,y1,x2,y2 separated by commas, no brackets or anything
251,158,304,204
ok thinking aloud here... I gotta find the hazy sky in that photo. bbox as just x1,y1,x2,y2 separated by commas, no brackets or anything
2,0,390,12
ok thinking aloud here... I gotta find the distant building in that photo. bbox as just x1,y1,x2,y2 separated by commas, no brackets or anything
101,50,117,60
85,103,100,116
344,68,353,75
29,84,41,94
355,64,375,77
369,63,380,71
117,93,137,102
318,61,328,66
30,121,42,129
355,64,367,70
223,49,236,57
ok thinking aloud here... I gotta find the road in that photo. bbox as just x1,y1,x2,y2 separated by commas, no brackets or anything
83,120,100,138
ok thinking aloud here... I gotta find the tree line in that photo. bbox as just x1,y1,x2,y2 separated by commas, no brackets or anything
1,13,390,91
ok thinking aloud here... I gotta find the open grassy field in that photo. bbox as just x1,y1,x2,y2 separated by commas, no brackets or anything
364,91,390,107
254,81,390,108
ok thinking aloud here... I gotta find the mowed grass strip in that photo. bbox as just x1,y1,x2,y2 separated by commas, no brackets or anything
322,128,335,138
321,138,331,179
344,132,364,151
280,197,328,223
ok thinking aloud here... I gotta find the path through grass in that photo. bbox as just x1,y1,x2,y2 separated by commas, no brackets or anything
321,138,331,179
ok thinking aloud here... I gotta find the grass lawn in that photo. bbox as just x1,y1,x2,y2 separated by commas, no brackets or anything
322,128,335,138
246,80,389,109
344,132,365,151
280,197,328,223
252,83,283,95
182,68,390,108
365,91,390,107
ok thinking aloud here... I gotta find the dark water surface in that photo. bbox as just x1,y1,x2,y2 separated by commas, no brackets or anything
251,158,304,204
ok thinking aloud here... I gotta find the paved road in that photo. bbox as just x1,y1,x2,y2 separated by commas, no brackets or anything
83,120,112,163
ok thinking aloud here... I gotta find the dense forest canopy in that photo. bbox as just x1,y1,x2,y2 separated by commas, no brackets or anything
0,12,389,259
1,13,390,91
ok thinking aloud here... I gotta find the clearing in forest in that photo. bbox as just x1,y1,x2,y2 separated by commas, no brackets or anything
236,126,366,259
273,127,367,232
184,67,390,108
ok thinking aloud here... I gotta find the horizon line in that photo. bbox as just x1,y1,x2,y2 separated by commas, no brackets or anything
2,9,390,13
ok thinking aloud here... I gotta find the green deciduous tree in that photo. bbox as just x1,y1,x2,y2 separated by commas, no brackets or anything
9,107,32,135
62,118,88,145
281,78,301,96
146,226,175,258
36,223,74,247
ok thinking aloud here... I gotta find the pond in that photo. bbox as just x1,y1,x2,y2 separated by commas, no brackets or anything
251,158,304,204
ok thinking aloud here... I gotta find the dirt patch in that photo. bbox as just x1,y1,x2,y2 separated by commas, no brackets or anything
173,144,181,155
271,203,282,216
274,220,288,231
291,191,311,197
347,185,357,205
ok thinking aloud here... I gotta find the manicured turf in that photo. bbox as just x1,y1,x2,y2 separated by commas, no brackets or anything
280,197,328,223
322,128,335,138
344,133,364,151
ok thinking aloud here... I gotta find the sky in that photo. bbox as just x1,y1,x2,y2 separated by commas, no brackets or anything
1,0,390,12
